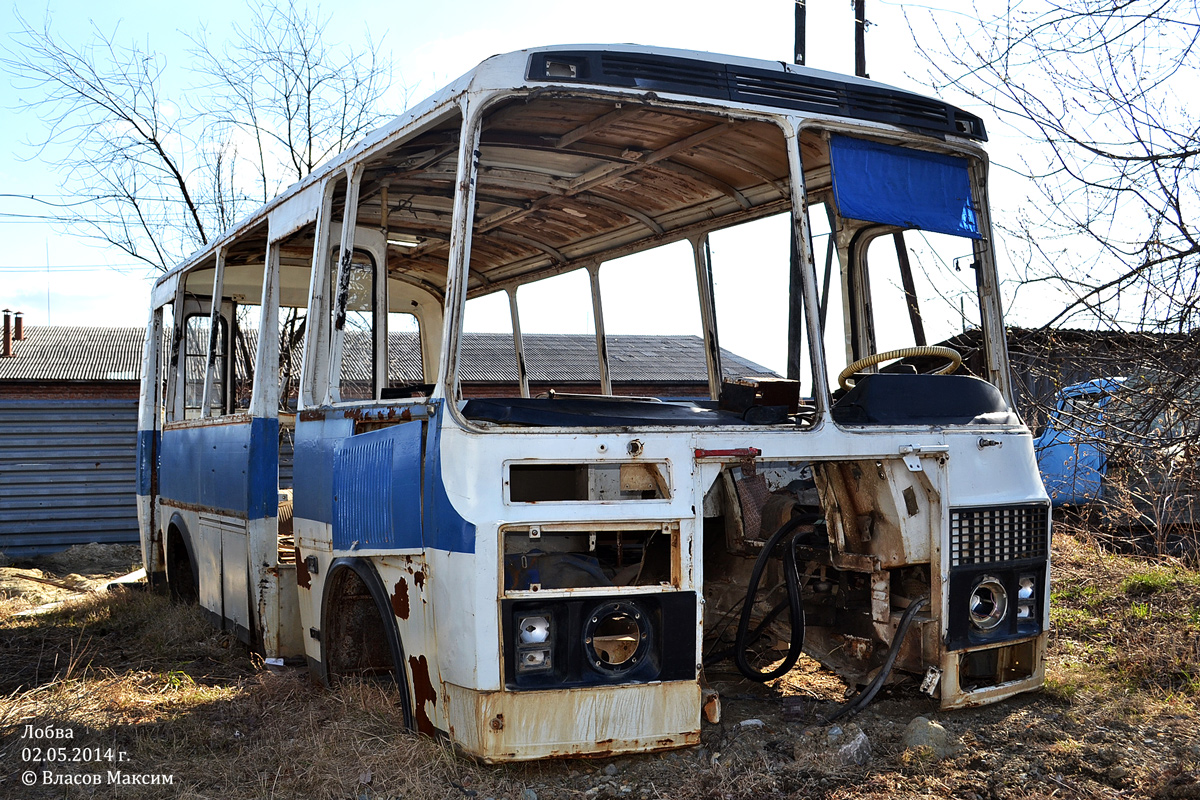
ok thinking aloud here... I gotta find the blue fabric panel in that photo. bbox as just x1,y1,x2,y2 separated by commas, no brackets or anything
136,429,159,497
159,418,277,519
330,420,423,550
292,413,351,525
830,135,982,239
422,405,476,554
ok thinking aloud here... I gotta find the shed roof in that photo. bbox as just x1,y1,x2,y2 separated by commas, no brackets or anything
2,325,776,385
0,326,143,382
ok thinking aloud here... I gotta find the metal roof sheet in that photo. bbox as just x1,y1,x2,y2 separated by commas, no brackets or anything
1,327,777,385
0,326,143,382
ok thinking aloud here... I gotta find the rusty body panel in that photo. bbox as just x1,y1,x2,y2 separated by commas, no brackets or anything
443,680,700,763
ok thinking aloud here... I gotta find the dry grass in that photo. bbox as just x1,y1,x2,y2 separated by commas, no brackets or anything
1048,524,1200,704
3,531,1200,799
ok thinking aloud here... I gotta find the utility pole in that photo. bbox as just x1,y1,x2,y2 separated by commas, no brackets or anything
854,0,868,78
794,1,806,66
786,1,807,381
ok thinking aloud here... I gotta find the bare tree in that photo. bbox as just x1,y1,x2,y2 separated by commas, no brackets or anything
4,12,208,269
188,0,392,205
916,3,1200,551
913,1,1199,332
3,1,394,271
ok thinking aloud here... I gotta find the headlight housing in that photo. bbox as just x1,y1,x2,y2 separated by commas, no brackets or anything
515,614,553,673
968,575,1008,631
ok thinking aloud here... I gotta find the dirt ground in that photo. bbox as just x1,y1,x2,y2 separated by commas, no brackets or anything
2,535,1200,799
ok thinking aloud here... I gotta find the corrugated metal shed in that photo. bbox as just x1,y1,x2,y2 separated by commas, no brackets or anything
0,399,140,557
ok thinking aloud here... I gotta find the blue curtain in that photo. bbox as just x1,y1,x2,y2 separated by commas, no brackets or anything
829,135,982,239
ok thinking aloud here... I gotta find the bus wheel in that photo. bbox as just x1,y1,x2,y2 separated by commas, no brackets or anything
321,559,415,730
166,524,198,604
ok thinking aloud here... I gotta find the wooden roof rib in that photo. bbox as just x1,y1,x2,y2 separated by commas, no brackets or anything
342,93,791,301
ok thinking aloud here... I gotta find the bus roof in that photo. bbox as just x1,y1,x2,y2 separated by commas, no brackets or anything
153,43,988,302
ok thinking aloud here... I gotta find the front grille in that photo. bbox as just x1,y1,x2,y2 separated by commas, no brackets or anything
949,505,1049,566
526,51,988,141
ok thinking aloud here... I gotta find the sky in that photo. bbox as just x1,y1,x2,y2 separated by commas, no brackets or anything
0,0,1035,374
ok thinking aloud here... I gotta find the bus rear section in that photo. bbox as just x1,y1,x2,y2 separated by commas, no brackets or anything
137,45,1050,763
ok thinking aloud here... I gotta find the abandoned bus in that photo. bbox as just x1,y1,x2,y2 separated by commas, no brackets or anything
137,45,1050,762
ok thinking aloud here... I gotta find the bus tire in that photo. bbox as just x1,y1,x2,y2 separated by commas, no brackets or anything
165,518,199,604
320,558,416,730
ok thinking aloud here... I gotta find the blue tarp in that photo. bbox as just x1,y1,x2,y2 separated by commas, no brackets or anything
829,135,982,239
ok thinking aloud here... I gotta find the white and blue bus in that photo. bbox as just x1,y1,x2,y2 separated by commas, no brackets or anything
137,44,1051,762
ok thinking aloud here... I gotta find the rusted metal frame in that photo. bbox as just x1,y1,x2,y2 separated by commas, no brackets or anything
163,411,254,431
820,200,837,337
568,122,737,193
249,233,281,418
555,104,633,149
300,180,339,409
393,185,540,261
199,246,226,418
466,197,789,301
441,96,486,404
965,155,1013,403
508,289,530,399
167,275,190,422
474,178,785,291
691,233,722,400
577,192,664,235
328,163,367,405
375,184,391,402
893,232,927,346
587,265,612,396
474,122,735,236
650,162,752,210
787,119,832,418
487,231,567,264
385,269,448,304
704,151,789,196
138,302,165,574
482,134,638,168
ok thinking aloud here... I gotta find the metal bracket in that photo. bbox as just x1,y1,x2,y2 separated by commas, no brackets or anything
920,666,943,696
898,444,949,472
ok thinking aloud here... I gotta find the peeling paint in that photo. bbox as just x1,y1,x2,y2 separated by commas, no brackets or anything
391,577,410,620
409,654,438,736
413,570,426,590
294,547,310,589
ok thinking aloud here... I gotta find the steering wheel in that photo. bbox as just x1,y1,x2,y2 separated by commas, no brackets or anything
837,345,962,391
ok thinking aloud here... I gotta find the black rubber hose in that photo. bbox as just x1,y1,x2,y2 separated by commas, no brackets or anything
824,596,930,723
732,514,812,682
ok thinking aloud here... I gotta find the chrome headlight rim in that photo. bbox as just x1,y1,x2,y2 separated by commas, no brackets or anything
968,575,1009,631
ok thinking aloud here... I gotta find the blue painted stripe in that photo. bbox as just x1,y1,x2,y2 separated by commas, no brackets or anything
422,407,476,554
158,417,279,519
293,403,474,554
136,429,159,496
331,420,423,550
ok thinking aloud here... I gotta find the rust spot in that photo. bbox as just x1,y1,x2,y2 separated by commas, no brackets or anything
408,654,437,736
298,409,324,422
413,570,426,590
400,407,412,421
295,547,311,589
391,577,410,620
490,714,505,731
